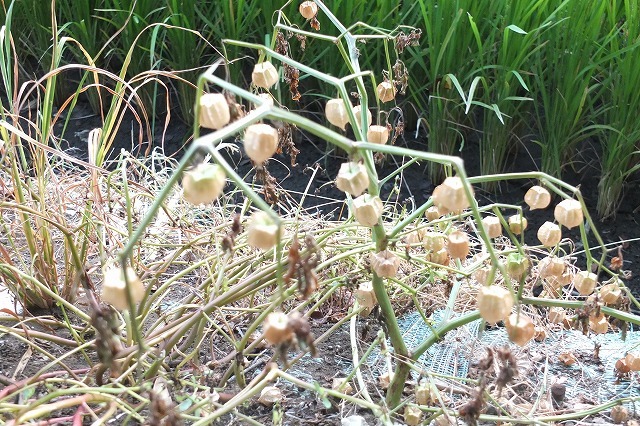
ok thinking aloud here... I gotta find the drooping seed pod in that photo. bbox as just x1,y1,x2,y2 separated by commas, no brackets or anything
425,206,442,221
299,0,318,19
477,285,514,323
377,81,396,102
332,378,353,395
554,199,583,229
615,358,631,374
405,227,425,245
325,98,350,130
426,248,449,266
600,282,621,304
243,123,279,164
252,61,279,89
473,266,493,286
182,163,226,205
370,250,401,278
573,270,597,295
355,282,377,310
505,252,530,281
538,256,565,278
415,382,436,405
508,215,528,235
404,405,422,426
447,230,470,259
537,221,562,247
353,105,372,128
589,315,609,334
558,352,577,366
534,326,547,342
247,211,281,250
548,307,566,324
423,232,446,252
505,313,535,346
253,93,275,109
611,405,629,424
258,386,284,405
353,194,383,227
262,312,293,345
625,353,640,371
199,93,230,129
335,162,369,196
524,185,551,210
101,266,145,311
367,125,389,144
432,176,472,212
482,216,502,239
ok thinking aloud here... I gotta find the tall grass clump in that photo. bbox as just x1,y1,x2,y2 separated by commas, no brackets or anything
532,1,611,179
596,0,640,219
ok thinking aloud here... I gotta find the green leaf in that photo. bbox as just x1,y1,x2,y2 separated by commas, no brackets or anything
506,24,527,35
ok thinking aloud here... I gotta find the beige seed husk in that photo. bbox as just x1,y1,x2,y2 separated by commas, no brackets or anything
524,185,551,210
199,93,230,130
377,81,396,102
251,61,279,89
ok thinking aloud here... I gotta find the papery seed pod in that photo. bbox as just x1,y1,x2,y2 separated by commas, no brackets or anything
199,93,230,129
625,353,640,371
299,0,318,19
243,123,279,164
432,177,472,212
423,232,446,252
425,206,442,221
252,61,279,89
247,211,281,250
335,162,369,196
534,326,547,342
253,93,274,108
615,358,631,374
506,253,530,281
558,352,577,366
325,98,350,130
538,256,565,278
473,266,493,286
482,216,502,239
537,221,562,247
415,382,436,405
524,185,551,210
406,227,425,245
379,371,393,389
370,250,401,278
548,307,566,324
377,81,396,102
101,266,145,311
262,312,293,345
611,405,629,424
554,199,583,229
426,248,449,266
404,405,422,426
332,378,353,395
508,215,528,235
258,386,284,405
447,230,470,259
182,163,226,205
506,313,535,346
600,282,621,304
573,271,597,295
353,105,372,128
367,125,389,144
590,315,609,334
354,282,377,310
477,285,514,323
353,194,383,227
